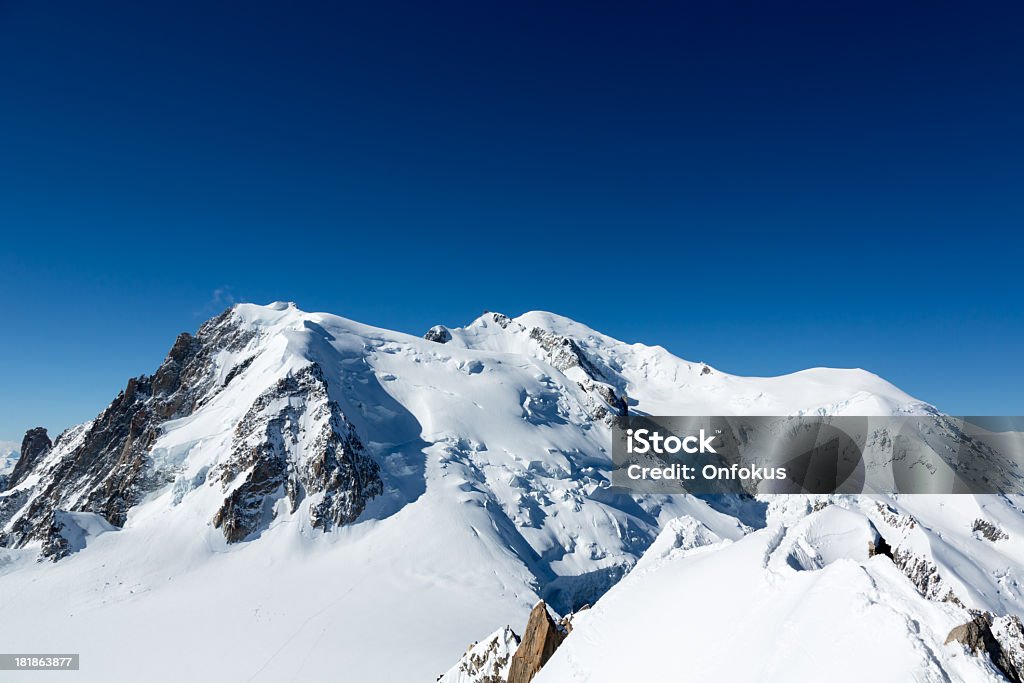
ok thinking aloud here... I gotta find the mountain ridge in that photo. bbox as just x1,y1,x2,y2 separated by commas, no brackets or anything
0,302,952,681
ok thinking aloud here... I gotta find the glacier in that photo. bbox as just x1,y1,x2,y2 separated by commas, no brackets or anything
0,302,1019,682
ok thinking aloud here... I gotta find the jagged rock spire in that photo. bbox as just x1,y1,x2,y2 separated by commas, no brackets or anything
7,427,50,489
506,600,566,683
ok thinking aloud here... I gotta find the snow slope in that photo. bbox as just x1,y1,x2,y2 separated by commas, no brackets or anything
0,443,17,476
0,303,951,681
537,494,1024,682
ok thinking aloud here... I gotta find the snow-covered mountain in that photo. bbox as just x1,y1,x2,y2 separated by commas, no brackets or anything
0,443,18,491
1,302,1017,682
0,444,17,473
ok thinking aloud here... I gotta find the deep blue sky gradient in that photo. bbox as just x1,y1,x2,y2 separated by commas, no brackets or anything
1,1,1022,444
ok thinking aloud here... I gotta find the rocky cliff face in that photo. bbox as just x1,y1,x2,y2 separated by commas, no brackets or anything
3,302,999,682
0,307,382,558
945,613,1024,683
505,601,566,683
6,427,51,489
438,602,579,683
211,363,381,542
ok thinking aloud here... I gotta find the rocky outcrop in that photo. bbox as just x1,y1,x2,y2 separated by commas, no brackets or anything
506,601,566,683
425,325,452,344
527,326,605,381
946,614,996,652
489,312,513,329
2,310,385,559
40,510,74,561
869,503,962,604
470,313,630,423
1,308,384,557
0,309,260,556
558,604,588,635
212,363,382,542
437,626,521,683
7,427,51,489
945,613,1023,683
972,518,1009,542
521,324,628,422
576,378,628,421
992,615,1024,683
1,312,249,552
891,547,964,605
867,535,893,559
439,603,589,683
862,500,1024,680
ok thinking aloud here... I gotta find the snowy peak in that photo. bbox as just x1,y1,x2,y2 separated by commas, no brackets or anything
0,447,17,473
5,427,50,490
0,305,384,556
440,308,930,418
0,443,22,492
0,302,986,682
2,302,934,563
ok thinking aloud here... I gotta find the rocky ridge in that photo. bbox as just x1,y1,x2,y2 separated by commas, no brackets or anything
2,302,1004,682
0,306,382,558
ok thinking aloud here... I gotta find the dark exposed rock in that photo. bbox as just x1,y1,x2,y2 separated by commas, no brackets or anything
506,601,566,683
528,327,605,381
875,501,915,530
7,427,51,489
992,615,1024,683
525,326,629,422
871,505,950,593
222,355,256,389
585,381,628,418
972,518,1009,542
893,548,955,603
945,613,1023,683
947,614,997,652
874,503,963,604
40,510,72,561
212,363,382,543
441,626,520,683
1,306,383,557
868,535,893,560
490,313,512,329
474,312,628,423
0,308,257,551
0,488,28,533
425,325,452,344
558,603,589,635
212,452,288,543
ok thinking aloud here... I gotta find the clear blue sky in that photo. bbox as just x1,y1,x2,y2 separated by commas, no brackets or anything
1,0,1022,445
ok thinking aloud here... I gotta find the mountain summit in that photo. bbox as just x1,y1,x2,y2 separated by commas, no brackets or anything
3,302,988,681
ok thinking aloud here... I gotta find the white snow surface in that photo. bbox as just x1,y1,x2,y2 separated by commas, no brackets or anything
0,442,18,476
537,494,1024,683
0,303,973,682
